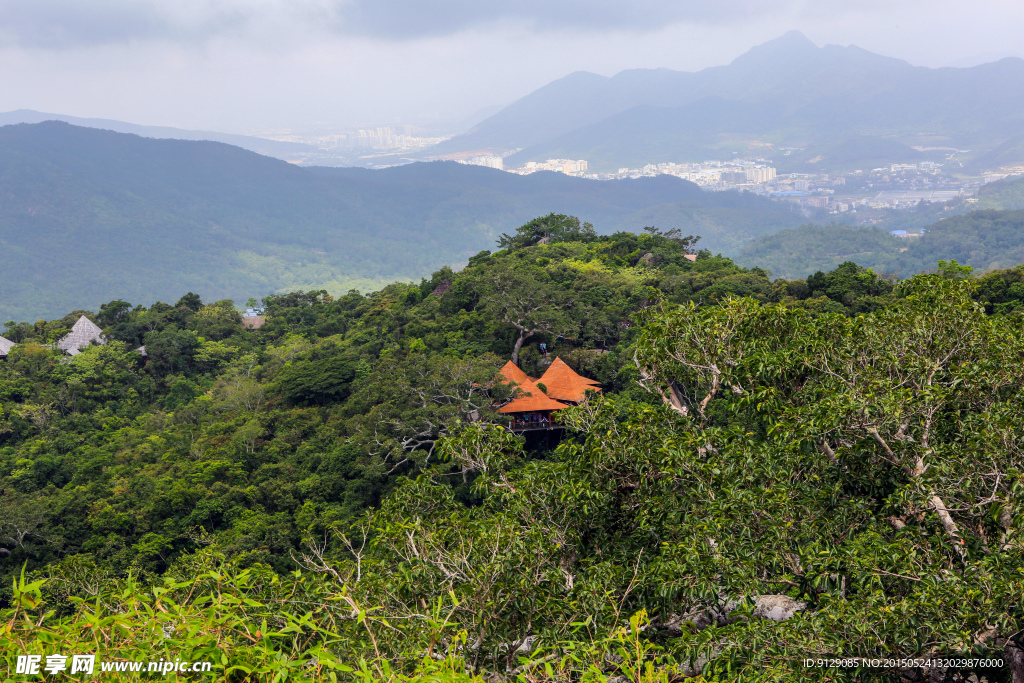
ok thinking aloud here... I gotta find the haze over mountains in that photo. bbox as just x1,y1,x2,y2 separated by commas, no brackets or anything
4,32,1024,322
433,31,1024,173
0,110,318,162
0,122,803,322
8,32,1022,177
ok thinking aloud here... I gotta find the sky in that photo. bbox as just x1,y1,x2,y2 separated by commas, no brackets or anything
0,0,1021,135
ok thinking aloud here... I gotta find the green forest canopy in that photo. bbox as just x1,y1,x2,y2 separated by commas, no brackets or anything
2,219,1023,680
736,208,1024,280
0,121,804,322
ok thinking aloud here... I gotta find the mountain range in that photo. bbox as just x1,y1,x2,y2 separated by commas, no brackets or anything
9,33,1023,176
431,31,1024,173
0,121,804,322
0,109,319,161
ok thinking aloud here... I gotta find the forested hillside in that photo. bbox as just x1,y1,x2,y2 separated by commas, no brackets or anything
978,174,1024,210
2,219,1023,680
737,208,1024,279
0,121,803,322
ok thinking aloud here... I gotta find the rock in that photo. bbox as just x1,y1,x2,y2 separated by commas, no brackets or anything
752,595,807,622
654,595,808,635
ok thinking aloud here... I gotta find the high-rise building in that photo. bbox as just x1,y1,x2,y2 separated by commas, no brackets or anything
745,167,777,183
459,156,504,170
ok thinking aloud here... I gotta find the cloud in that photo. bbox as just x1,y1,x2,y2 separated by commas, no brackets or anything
333,0,775,39
0,0,270,48
0,0,975,49
0,2,163,47
0,0,805,49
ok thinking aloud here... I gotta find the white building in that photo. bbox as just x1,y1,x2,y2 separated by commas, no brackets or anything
745,167,777,183
459,156,504,170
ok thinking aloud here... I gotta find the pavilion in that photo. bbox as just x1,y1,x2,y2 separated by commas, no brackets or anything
56,316,106,356
497,358,601,431
497,361,567,431
537,356,601,404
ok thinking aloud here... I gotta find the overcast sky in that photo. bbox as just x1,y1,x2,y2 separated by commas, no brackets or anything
0,0,1021,134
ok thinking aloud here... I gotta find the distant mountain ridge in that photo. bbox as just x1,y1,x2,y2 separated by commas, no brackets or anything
0,122,804,321
0,109,318,160
432,31,1024,172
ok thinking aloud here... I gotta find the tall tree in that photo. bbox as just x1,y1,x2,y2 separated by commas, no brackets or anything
479,263,579,365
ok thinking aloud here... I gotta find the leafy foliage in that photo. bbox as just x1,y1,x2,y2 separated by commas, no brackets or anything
3,218,1024,680
737,210,1024,280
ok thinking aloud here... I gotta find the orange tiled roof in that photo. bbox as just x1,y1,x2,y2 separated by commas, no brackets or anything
499,360,534,386
497,361,567,413
537,357,601,403
497,390,568,413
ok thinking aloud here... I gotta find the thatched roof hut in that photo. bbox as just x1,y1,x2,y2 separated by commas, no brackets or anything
57,316,106,356
0,335,15,358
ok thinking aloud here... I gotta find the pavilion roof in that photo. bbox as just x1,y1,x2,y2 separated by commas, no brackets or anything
537,357,601,403
0,335,14,357
57,316,106,355
497,391,568,413
497,360,567,413
499,360,535,385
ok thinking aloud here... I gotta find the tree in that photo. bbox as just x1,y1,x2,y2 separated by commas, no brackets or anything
345,353,511,474
0,495,48,548
175,292,203,312
497,213,597,250
96,299,133,328
479,263,579,365
632,275,1024,673
642,225,700,254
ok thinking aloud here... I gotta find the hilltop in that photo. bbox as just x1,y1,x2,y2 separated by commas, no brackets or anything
0,121,805,322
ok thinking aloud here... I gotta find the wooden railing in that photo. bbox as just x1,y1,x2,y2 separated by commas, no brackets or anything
509,420,562,431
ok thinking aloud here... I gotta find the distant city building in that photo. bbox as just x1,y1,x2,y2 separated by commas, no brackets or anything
874,190,963,206
298,126,449,152
745,167,777,183
516,159,588,176
459,155,504,170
